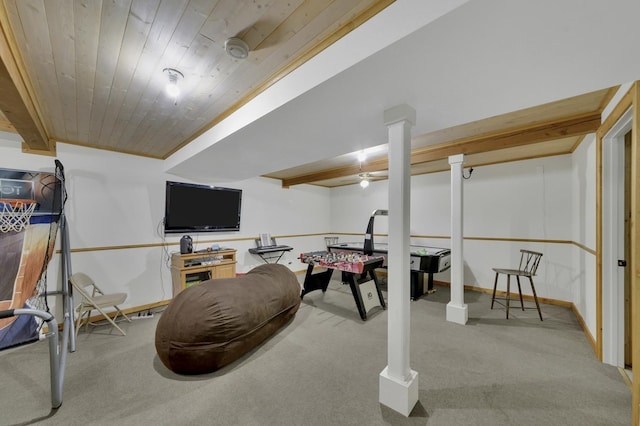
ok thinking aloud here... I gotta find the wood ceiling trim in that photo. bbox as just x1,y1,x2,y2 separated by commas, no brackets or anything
281,112,602,187
312,149,580,188
0,3,51,152
597,84,634,140
21,140,56,157
598,86,621,111
162,0,397,159
410,112,601,164
58,137,164,160
282,156,390,187
319,137,579,188
0,118,16,132
564,85,619,154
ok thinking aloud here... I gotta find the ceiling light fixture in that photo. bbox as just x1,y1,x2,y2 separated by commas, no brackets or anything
224,37,250,59
359,173,370,189
357,151,367,163
163,68,184,99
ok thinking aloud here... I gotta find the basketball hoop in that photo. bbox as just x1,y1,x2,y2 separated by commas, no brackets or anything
0,199,37,232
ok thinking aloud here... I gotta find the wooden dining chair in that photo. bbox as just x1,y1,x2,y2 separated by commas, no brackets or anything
491,249,543,321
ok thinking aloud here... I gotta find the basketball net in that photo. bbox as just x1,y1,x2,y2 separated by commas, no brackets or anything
0,199,37,233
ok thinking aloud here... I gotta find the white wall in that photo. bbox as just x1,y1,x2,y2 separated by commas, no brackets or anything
571,133,597,337
0,139,331,315
330,154,577,302
0,131,599,324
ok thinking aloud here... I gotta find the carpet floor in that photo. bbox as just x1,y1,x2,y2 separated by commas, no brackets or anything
0,275,631,425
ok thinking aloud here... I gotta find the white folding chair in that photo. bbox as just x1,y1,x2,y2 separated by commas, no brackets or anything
69,272,131,336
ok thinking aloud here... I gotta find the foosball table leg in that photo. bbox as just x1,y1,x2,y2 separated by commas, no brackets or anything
301,264,334,299
346,273,368,320
371,269,386,310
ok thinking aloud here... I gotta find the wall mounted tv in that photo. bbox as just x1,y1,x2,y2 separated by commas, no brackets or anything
164,181,242,233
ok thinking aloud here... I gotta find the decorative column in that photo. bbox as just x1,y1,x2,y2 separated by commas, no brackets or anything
446,154,468,324
379,104,418,416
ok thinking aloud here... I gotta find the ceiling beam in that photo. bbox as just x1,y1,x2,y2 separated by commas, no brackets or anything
0,6,51,152
282,158,389,188
0,118,16,132
281,112,601,187
410,112,600,164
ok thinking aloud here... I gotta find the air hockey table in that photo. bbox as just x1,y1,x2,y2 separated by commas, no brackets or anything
327,241,451,300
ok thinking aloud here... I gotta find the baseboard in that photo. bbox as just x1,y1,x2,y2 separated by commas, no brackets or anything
435,280,597,357
69,277,599,359
123,300,171,316
60,300,172,331
570,303,597,356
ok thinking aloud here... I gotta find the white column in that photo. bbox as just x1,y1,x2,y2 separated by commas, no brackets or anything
379,104,418,416
446,154,468,325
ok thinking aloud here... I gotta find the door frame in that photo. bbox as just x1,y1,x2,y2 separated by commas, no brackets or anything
596,81,640,425
601,106,632,367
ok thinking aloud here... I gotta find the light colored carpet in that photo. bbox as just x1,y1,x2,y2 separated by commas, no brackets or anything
0,275,631,425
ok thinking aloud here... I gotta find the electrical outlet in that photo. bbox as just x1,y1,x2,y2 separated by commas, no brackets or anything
131,310,154,320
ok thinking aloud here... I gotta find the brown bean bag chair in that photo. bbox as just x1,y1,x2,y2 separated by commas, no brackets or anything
155,264,301,374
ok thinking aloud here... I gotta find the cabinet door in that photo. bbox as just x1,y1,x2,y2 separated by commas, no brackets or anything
213,263,235,279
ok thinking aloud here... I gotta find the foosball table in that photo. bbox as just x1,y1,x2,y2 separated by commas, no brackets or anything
299,251,385,321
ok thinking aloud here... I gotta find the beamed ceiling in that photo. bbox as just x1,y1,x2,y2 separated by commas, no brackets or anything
0,1,638,188
266,87,614,187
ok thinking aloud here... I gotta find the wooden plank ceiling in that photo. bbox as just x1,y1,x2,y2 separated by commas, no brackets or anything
0,1,617,188
0,0,393,156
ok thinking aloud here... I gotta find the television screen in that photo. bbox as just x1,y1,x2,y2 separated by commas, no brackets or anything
164,181,242,233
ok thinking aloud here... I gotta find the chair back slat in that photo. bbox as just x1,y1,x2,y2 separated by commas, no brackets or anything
518,250,543,275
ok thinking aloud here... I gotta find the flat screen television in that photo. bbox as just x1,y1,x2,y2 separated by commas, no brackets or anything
164,181,242,233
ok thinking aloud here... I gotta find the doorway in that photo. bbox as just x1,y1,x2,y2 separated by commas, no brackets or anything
601,107,633,368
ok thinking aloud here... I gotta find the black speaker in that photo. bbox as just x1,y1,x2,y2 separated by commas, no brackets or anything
180,235,193,254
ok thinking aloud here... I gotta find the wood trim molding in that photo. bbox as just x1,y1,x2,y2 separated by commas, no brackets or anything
283,157,389,188
596,121,605,363
315,232,596,253
410,113,601,164
21,140,57,157
55,232,329,254
630,81,640,426
54,232,596,255
437,281,597,355
282,112,601,187
597,86,634,140
571,303,597,356
594,80,639,426
0,118,16,132
0,2,52,153
572,241,596,256
463,236,572,244
595,83,635,364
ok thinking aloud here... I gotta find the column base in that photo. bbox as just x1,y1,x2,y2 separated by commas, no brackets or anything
446,302,468,325
379,366,419,417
